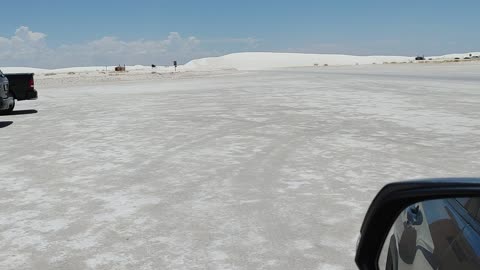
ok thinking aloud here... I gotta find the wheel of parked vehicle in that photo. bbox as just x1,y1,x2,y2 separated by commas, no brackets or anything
6,99,15,113
0,99,14,115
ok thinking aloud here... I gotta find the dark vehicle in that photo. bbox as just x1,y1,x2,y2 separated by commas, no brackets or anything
415,56,425,61
355,178,480,270
0,70,38,114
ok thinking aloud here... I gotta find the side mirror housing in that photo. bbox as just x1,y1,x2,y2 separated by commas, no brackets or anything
355,178,480,270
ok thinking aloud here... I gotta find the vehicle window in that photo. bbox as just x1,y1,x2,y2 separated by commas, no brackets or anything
456,198,480,221
456,198,469,206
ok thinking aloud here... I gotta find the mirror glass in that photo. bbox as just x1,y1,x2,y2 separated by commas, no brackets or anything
378,197,480,270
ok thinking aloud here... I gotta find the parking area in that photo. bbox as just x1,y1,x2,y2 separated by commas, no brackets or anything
1,64,479,269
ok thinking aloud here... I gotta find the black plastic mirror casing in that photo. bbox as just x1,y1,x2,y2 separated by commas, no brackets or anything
355,178,480,270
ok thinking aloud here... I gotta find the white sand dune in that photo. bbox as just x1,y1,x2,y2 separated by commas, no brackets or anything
0,65,164,75
2,51,480,74
184,52,480,71
429,52,480,60
184,52,415,70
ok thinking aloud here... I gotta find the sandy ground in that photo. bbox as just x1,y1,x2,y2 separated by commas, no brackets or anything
1,63,479,270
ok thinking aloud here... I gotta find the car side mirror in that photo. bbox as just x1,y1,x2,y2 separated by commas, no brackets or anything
355,178,480,270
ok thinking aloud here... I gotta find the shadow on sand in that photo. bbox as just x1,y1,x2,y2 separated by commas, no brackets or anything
0,121,13,128
8,109,38,115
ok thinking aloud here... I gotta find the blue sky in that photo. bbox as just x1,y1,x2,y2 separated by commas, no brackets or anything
1,1,479,67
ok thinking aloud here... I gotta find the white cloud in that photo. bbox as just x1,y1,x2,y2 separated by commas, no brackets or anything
0,26,258,68
202,37,259,47
0,26,48,63
15,26,47,42
54,33,201,67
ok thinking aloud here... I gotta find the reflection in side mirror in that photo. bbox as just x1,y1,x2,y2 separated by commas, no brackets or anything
379,197,480,270
355,179,480,270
